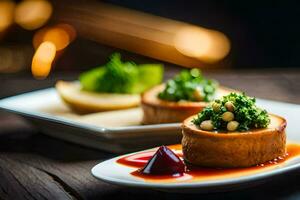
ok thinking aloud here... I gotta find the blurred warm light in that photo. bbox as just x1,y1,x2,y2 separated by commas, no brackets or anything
15,0,52,30
0,0,15,33
174,26,230,63
43,27,70,50
57,2,231,68
31,23,76,78
33,24,76,50
56,23,77,42
31,41,56,79
33,27,48,49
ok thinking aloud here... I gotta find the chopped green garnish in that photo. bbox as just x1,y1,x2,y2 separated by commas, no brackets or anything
79,53,163,94
193,93,270,132
158,68,218,102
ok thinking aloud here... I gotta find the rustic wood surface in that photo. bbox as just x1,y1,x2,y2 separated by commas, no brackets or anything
1,68,300,200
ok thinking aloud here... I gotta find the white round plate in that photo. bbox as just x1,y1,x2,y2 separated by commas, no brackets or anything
91,145,300,193
92,99,300,193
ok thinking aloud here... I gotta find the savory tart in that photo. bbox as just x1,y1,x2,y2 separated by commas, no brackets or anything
182,93,287,168
56,53,163,113
141,69,232,124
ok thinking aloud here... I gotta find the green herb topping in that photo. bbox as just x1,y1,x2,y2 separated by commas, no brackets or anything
158,68,218,102
79,53,163,94
192,93,270,132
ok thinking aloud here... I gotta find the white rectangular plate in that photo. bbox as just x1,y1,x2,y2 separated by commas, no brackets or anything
0,88,299,153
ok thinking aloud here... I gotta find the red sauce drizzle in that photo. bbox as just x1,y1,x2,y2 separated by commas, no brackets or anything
117,144,300,181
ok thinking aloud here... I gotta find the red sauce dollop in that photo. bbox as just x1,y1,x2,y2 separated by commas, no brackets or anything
117,144,300,181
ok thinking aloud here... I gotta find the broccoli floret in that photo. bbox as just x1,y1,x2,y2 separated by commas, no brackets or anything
79,53,163,94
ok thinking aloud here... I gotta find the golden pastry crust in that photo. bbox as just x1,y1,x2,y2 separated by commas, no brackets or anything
182,114,287,168
141,84,233,124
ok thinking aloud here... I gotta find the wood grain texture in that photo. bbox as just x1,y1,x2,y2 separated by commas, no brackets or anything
0,156,74,200
0,68,300,200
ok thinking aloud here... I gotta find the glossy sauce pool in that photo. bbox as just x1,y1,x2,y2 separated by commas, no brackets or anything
116,144,300,182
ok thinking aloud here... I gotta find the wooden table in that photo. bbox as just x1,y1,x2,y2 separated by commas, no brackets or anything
1,68,300,200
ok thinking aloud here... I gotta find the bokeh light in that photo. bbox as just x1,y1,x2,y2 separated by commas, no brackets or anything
0,0,15,33
55,1,230,67
33,24,76,50
43,27,70,51
174,26,230,63
31,41,56,79
33,27,48,49
56,23,77,42
31,23,76,78
15,0,52,30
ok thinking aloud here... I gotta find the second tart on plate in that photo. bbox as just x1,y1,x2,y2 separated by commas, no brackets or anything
141,69,233,124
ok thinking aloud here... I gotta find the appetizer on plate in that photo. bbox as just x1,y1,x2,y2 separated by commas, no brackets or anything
107,94,288,183
91,93,299,188
141,68,232,124
182,93,287,168
56,53,163,113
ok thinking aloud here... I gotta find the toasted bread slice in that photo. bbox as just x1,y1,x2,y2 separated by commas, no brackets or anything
182,114,287,168
55,81,140,113
141,84,234,124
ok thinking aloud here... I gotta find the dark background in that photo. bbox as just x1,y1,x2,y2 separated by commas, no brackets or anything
103,0,300,68
3,0,300,71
